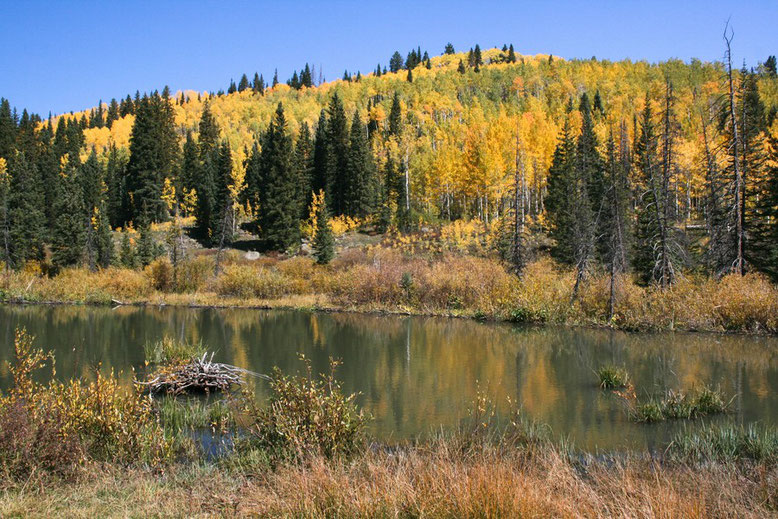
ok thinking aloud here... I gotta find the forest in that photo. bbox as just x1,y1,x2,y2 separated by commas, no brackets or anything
1,42,778,317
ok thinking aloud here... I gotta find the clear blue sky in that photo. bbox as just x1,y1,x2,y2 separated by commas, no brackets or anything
1,0,776,116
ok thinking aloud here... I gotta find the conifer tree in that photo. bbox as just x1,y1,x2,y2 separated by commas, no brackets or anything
457,60,466,74
312,193,334,264
389,51,404,73
258,103,300,251
238,74,250,92
211,141,234,248
106,98,119,128
508,44,517,63
312,110,329,195
325,94,350,215
345,110,375,217
473,44,483,66
136,218,156,267
444,43,455,54
7,152,45,267
0,98,17,162
406,68,413,82
388,92,403,138
119,230,136,268
295,122,314,217
545,117,578,265
272,69,279,87
51,163,86,270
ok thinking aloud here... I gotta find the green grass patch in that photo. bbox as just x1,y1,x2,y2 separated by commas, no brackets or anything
668,423,778,462
596,365,630,389
632,387,730,422
144,337,207,366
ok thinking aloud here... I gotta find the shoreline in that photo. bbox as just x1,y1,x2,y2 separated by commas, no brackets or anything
2,295,777,338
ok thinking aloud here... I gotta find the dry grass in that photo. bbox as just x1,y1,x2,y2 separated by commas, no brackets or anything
0,443,774,518
2,248,777,333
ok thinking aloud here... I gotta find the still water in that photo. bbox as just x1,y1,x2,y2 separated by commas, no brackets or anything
1,304,777,451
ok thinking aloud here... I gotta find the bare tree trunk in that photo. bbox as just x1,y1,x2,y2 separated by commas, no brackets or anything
724,23,744,275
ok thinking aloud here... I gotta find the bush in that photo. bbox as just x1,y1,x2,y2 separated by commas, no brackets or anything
174,255,214,293
146,257,173,292
0,329,172,479
215,265,292,299
244,357,368,461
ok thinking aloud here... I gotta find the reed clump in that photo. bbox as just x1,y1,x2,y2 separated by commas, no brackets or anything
596,365,631,389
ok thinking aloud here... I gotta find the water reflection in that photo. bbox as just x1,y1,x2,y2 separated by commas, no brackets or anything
1,305,777,450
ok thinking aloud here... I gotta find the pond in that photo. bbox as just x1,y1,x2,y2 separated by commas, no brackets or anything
1,304,777,451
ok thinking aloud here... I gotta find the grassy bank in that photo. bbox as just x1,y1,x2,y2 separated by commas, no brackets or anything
1,332,777,517
2,244,778,334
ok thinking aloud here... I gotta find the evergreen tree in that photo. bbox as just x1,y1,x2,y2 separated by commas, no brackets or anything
764,55,777,77
473,44,483,66
295,122,314,217
252,72,265,94
125,91,178,223
388,92,403,137
312,193,334,264
406,68,413,82
227,79,237,94
344,110,375,217
238,74,250,92
545,117,578,264
457,60,466,74
7,152,45,267
136,218,156,267
258,103,300,251
312,110,329,195
272,69,279,87
51,163,86,270
106,98,120,128
325,94,350,215
389,51,404,73
0,98,17,162
444,43,455,54
193,102,221,241
507,44,517,63
119,230,136,268
301,64,313,88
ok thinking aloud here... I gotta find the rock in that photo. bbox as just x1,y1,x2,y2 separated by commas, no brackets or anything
245,251,260,261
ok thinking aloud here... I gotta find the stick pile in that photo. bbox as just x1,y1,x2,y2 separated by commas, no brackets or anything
139,352,259,395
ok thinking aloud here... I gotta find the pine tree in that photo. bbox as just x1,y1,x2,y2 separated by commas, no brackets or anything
295,122,314,217
389,51,404,73
227,79,237,94
119,230,136,268
326,94,350,215
457,60,466,74
764,55,777,77
193,102,221,241
7,152,45,267
136,218,156,267
238,74,250,92
312,193,334,264
473,44,483,66
545,117,578,265
344,110,375,217
312,110,329,196
406,68,413,82
125,91,178,223
258,103,300,251
272,69,279,87
507,44,517,63
252,72,265,94
444,43,455,55
51,163,86,271
106,98,119,128
0,98,17,162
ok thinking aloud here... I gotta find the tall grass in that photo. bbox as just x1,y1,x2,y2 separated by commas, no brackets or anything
668,423,778,462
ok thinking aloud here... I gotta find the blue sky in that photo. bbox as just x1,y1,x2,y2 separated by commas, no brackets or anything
1,0,776,116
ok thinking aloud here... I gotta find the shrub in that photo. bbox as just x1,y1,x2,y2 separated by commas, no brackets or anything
0,329,172,477
174,255,214,293
146,257,173,292
244,357,369,461
215,265,292,299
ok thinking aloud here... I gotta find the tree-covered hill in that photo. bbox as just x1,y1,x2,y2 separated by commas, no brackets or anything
1,43,777,281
